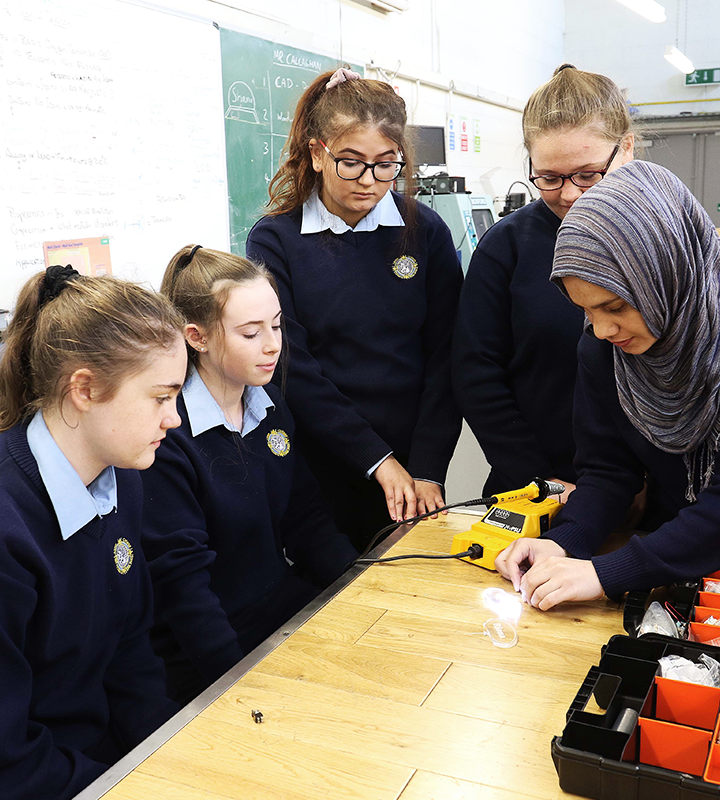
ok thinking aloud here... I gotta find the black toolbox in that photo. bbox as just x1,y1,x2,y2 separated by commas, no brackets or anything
552,633,720,798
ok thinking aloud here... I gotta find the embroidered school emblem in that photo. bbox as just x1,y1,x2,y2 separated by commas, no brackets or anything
267,429,291,457
113,538,134,575
392,255,419,279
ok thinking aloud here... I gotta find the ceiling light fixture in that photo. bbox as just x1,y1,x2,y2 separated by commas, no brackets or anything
664,44,694,74
616,0,666,23
369,0,409,11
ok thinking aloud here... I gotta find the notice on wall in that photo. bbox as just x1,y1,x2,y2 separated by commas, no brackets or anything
44,236,112,276
448,115,457,151
686,68,720,86
460,117,469,152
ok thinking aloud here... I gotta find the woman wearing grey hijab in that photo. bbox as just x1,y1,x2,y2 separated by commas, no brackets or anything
496,159,720,609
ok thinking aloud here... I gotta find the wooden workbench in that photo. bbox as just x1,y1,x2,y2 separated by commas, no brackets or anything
80,512,627,800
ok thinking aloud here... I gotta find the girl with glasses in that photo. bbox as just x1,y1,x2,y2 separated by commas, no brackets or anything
496,160,720,609
452,65,633,501
141,246,357,704
246,68,463,549
0,268,185,799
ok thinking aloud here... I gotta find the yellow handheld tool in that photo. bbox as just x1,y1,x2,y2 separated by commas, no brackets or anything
450,478,563,570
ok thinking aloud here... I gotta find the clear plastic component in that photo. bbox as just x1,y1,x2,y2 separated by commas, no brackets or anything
483,618,518,648
637,601,679,638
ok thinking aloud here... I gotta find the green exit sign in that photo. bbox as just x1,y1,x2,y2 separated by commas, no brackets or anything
686,68,720,86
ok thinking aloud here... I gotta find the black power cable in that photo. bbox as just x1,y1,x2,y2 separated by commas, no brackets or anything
355,497,488,561
356,543,484,565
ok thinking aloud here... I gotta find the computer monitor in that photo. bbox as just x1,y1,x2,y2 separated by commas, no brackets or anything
409,125,447,167
472,208,495,239
469,195,497,240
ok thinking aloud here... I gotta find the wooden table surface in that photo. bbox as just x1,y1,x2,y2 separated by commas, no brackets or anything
95,512,627,800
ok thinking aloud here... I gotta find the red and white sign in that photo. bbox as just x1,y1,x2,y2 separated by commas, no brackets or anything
460,117,469,152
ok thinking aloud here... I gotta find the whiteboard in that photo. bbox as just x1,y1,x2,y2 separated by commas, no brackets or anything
0,0,229,308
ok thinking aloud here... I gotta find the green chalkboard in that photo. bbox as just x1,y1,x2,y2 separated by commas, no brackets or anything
220,28,362,253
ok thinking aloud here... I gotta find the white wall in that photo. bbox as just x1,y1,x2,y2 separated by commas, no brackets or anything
150,0,565,205
565,0,720,118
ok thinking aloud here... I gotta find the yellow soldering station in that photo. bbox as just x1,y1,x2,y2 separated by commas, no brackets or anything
450,477,564,570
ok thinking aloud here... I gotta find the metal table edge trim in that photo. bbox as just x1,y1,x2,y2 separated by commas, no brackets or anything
73,522,413,799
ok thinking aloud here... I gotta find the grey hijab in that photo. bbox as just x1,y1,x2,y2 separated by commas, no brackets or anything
551,159,720,500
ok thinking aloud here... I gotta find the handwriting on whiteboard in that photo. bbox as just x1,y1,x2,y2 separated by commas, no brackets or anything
0,0,229,305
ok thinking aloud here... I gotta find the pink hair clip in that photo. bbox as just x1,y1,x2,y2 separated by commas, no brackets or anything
325,67,362,90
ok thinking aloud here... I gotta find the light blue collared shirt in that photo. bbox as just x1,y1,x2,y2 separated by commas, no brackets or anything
182,367,275,438
300,188,405,235
27,411,117,541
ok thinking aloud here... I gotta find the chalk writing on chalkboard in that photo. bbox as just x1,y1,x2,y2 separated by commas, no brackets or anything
225,82,260,124
219,29,362,253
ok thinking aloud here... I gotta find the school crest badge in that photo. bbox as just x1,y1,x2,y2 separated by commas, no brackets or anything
392,255,418,279
113,538,134,575
267,429,291,457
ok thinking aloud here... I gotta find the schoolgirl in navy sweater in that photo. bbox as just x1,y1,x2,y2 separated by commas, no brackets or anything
141,246,357,704
246,68,463,548
497,161,720,609
452,65,633,497
0,267,186,800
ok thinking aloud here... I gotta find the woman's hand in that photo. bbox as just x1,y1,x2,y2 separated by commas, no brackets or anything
549,478,576,504
374,457,417,522
520,557,604,610
495,537,566,591
414,480,446,519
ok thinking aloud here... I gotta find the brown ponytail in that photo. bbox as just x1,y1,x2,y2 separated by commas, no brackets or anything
266,70,416,220
0,273,184,431
523,64,633,150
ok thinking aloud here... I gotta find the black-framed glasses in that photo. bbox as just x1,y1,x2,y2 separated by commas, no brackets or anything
529,144,620,191
320,140,405,182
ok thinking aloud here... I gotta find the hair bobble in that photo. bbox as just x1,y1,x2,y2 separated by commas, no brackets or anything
177,244,203,272
39,264,80,308
325,67,362,90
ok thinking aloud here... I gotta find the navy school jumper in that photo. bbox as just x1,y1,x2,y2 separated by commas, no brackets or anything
246,193,463,545
0,423,176,800
547,332,720,599
140,384,357,703
452,199,585,496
